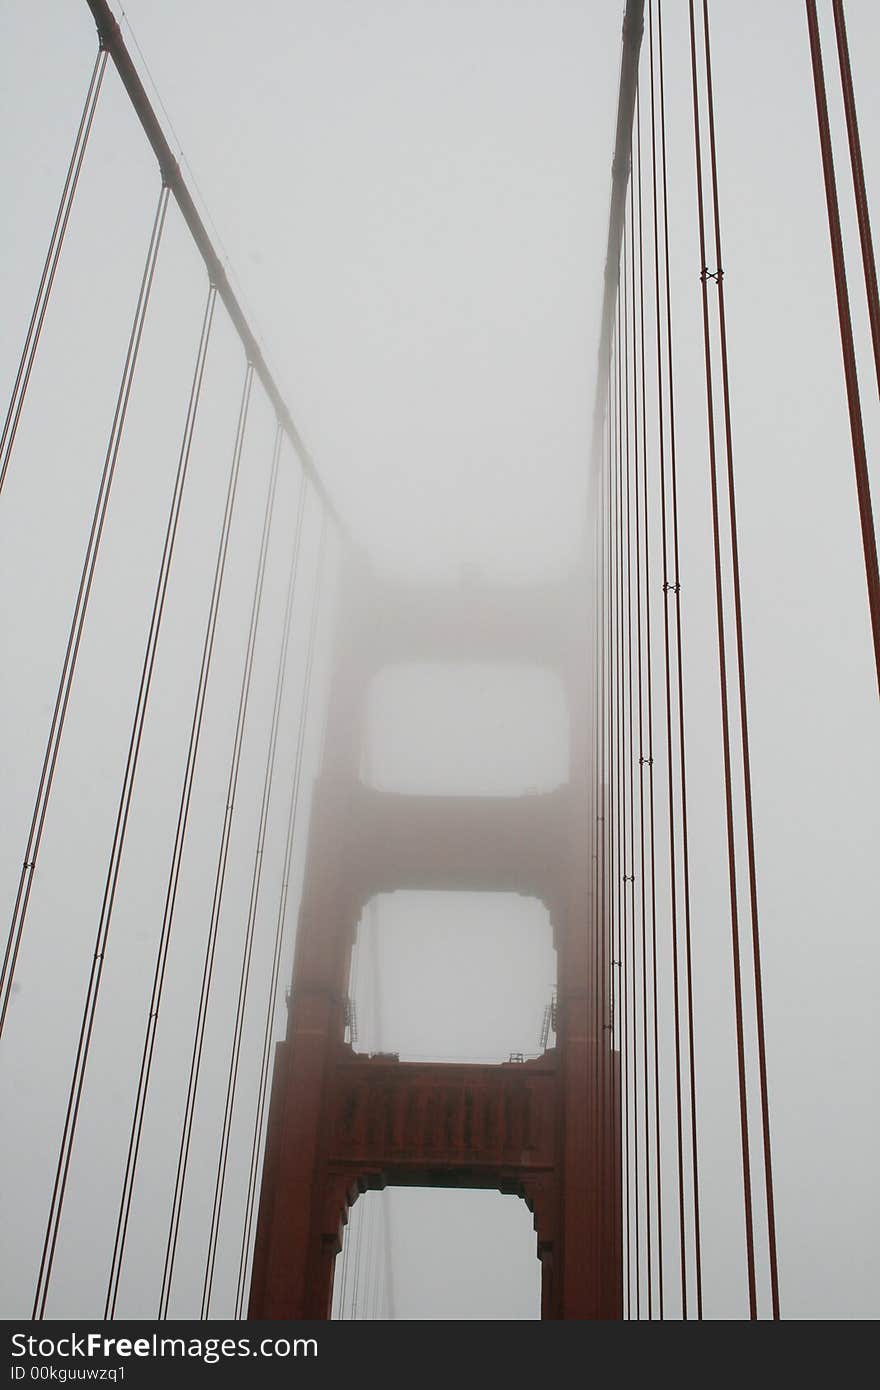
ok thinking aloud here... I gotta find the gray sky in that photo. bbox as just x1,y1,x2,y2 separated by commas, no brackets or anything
1,0,879,1320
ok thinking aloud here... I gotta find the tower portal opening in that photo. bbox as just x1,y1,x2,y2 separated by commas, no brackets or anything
348,890,557,1063
331,1187,541,1320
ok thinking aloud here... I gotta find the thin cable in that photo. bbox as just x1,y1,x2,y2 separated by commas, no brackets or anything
145,358,256,1317
627,147,644,1319
106,409,280,1319
87,280,217,1304
687,0,757,1319
700,0,776,1316
611,292,624,1312
620,226,632,1320
29,183,171,1318
832,0,880,398
805,2,880,697
657,0,703,1318
649,0,689,1319
1,180,170,1040
233,499,322,1319
0,48,108,499
202,521,328,1317
593,355,611,1289
590,385,603,1307
646,1,666,1317
634,79,655,1320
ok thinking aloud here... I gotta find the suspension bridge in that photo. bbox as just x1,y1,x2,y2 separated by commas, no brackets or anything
1,0,878,1321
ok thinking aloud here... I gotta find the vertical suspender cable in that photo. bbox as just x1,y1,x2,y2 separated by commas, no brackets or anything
620,230,633,1319
642,5,661,1317
232,486,318,1319
649,0,689,1318
143,358,255,1316
611,298,623,1308
67,279,216,1301
643,21,665,1314
687,0,758,1319
589,418,600,1268
699,0,777,1317
604,325,615,1300
657,0,703,1317
624,193,642,1318
633,82,655,1319
105,412,281,1319
1,182,170,1041
806,0,880,697
202,519,328,1317
594,363,610,1274
0,48,107,499
831,0,880,397
629,152,648,1319
29,182,171,1317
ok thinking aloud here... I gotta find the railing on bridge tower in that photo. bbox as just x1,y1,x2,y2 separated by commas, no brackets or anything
1,0,877,1322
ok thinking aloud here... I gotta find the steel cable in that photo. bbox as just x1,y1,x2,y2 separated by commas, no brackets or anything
232,492,321,1319
201,522,327,1316
0,48,108,499
687,0,757,1318
29,183,171,1317
106,407,280,1319
698,0,777,1315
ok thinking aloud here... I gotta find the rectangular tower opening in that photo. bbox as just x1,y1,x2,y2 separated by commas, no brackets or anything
332,1188,541,1320
348,890,557,1063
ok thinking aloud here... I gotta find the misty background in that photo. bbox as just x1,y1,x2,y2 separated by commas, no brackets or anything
1,0,878,1319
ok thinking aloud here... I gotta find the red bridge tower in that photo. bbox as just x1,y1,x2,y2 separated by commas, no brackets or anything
248,552,621,1319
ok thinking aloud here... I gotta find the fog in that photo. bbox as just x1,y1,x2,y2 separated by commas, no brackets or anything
1,0,878,1321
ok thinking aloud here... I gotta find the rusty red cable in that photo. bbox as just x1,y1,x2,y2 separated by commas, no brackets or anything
657,0,703,1318
633,79,657,1319
687,0,759,1319
648,0,690,1318
699,0,778,1318
831,0,880,399
806,1,880,697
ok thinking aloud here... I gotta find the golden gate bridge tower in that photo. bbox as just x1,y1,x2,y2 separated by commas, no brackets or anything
2,0,878,1324
248,556,622,1319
